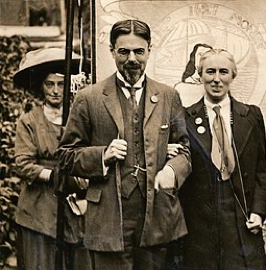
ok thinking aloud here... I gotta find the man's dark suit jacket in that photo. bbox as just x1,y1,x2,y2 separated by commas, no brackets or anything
58,73,191,251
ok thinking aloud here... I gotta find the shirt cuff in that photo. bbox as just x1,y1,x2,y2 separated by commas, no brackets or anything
166,164,178,188
102,151,109,176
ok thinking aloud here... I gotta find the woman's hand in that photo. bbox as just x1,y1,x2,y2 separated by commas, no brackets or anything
167,143,184,159
246,213,262,234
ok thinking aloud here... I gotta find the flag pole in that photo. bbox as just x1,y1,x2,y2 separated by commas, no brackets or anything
55,0,75,269
62,0,75,127
90,0,96,84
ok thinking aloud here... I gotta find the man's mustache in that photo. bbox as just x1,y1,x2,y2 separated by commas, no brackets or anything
124,63,142,69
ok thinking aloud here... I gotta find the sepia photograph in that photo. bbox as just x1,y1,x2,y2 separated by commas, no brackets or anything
1,0,266,269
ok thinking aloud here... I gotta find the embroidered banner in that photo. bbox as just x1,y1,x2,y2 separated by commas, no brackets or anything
94,0,266,113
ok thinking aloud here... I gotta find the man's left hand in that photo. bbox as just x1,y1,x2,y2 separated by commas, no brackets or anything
154,165,175,191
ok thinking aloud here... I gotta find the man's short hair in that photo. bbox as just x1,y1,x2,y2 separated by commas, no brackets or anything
110,20,151,47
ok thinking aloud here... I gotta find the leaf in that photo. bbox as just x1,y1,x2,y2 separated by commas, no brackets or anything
5,254,17,267
8,232,16,242
0,35,32,262
8,177,20,185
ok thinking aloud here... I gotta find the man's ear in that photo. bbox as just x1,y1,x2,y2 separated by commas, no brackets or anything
109,45,116,59
147,45,152,59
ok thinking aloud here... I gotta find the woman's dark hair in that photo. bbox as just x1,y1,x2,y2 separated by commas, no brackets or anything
110,20,151,47
28,66,65,99
181,43,213,82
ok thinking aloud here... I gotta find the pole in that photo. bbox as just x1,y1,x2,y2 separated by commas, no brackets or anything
62,0,75,127
59,0,66,34
91,0,96,84
55,0,75,269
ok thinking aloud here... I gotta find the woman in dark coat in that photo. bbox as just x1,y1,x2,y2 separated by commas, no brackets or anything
170,49,266,270
14,48,91,270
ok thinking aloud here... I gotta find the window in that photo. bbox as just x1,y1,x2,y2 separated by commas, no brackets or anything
0,0,65,38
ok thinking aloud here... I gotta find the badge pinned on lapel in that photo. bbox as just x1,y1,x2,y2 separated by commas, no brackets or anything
197,126,206,134
161,124,169,130
195,117,203,125
151,95,158,103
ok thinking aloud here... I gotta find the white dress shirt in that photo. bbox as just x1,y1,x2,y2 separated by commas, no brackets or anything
117,71,145,105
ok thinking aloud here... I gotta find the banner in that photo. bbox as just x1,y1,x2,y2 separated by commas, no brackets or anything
95,0,266,115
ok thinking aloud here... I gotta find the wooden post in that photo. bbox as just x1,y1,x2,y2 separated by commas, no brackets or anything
55,0,75,269
90,0,96,84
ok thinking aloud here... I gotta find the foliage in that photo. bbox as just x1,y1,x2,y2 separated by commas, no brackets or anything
0,35,33,268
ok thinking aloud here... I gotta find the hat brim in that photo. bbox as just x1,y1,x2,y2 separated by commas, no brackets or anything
14,58,89,89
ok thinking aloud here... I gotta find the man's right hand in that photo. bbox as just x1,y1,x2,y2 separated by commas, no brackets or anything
104,139,127,165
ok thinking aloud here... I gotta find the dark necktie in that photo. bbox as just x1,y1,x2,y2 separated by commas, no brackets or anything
117,78,143,110
211,105,235,180
128,86,138,112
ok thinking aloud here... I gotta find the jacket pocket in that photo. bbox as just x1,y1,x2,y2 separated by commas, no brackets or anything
154,188,179,213
146,188,187,245
86,189,102,203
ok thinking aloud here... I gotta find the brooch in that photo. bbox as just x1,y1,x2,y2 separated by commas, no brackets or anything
195,117,203,125
151,95,158,103
197,126,206,134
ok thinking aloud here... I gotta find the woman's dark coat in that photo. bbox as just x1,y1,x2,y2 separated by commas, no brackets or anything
180,97,266,270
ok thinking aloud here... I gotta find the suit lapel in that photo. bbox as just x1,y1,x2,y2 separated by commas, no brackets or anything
102,75,164,136
187,98,254,162
102,74,124,139
231,98,253,158
186,99,212,159
144,77,159,127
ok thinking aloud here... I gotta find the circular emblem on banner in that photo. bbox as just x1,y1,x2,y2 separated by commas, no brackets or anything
151,3,266,111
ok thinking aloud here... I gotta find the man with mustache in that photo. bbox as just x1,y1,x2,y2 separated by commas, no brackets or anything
58,19,191,269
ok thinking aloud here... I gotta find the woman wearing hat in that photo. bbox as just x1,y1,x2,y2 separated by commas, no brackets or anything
14,48,91,270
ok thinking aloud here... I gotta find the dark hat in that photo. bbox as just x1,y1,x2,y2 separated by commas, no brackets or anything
14,47,86,89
